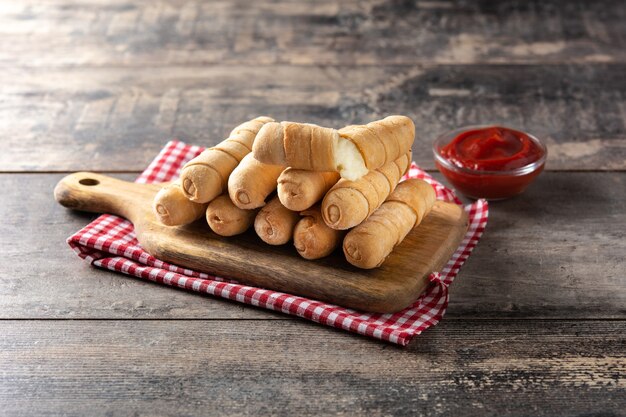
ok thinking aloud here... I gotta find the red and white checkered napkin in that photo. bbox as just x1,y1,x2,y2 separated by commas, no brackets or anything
68,141,488,346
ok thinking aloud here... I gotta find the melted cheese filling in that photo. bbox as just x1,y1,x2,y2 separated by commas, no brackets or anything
334,136,368,181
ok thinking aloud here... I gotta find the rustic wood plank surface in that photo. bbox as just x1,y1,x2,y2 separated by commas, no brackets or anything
2,0,625,415
0,0,624,67
0,173,274,319
1,172,624,319
1,64,625,172
0,320,624,416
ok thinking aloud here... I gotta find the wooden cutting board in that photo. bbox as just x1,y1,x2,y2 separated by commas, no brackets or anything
54,172,469,313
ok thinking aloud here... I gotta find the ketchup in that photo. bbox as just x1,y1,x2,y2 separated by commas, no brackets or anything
434,126,546,200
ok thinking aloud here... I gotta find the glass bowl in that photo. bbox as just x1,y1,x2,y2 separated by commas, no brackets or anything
432,125,547,200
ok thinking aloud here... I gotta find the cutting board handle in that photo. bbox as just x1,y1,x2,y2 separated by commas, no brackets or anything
54,172,151,221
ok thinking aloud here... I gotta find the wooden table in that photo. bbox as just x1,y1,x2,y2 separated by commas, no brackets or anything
1,1,624,415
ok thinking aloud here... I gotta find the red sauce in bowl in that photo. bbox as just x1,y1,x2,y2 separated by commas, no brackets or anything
434,126,546,200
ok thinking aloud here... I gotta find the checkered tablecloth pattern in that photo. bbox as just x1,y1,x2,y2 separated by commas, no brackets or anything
68,141,488,346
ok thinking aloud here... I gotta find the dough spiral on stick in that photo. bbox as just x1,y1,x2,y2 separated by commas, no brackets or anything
277,169,340,212
254,196,300,245
252,115,414,181
343,179,436,269
321,152,412,230
153,179,207,226
180,116,274,203
206,194,258,237
228,153,285,210
293,205,345,260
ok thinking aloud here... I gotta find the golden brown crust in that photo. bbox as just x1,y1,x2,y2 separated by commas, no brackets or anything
255,121,336,171
254,196,300,245
293,205,346,260
277,169,340,212
343,203,415,269
252,116,414,176
181,116,274,203
308,123,337,171
342,179,436,269
278,122,337,171
206,194,257,237
283,122,312,169
228,153,285,209
338,115,414,170
251,122,286,166
321,152,412,230
338,125,385,170
386,178,436,226
153,179,208,226
322,187,370,229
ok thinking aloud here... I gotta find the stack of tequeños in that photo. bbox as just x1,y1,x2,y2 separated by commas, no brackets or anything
151,115,436,269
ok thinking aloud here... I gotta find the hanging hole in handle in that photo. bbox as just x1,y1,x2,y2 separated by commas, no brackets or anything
79,178,99,186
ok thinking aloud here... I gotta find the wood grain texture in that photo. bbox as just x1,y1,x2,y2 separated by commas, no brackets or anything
2,0,625,413
1,64,625,172
0,320,624,416
451,171,626,318
53,172,468,313
0,0,624,67
0,173,275,319
1,173,624,319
